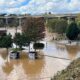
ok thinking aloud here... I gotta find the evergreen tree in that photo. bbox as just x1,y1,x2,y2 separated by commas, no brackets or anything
66,22,79,40
0,34,12,54
13,33,27,50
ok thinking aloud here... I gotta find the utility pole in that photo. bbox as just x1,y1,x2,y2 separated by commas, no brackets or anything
5,15,8,32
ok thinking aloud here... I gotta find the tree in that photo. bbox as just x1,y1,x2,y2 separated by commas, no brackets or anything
0,33,12,54
76,13,80,21
33,43,44,51
66,22,79,40
47,19,57,33
76,13,80,30
47,19,68,34
22,17,45,42
22,17,45,52
55,19,68,34
13,33,27,50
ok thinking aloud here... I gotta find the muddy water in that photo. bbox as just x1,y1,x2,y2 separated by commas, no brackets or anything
0,42,80,80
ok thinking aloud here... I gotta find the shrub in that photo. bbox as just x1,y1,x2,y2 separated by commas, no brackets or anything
12,48,21,52
66,22,79,40
33,43,44,50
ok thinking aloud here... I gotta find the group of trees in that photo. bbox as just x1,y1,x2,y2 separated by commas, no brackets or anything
1,15,80,52
0,17,45,53
47,19,68,34
47,18,80,40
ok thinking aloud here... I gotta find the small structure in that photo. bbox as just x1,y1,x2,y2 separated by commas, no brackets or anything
0,30,6,36
28,51,38,60
10,51,20,59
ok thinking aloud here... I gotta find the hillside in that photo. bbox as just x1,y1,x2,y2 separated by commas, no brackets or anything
52,58,80,80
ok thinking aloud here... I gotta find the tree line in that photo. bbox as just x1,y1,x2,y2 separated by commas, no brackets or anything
46,17,80,40
0,16,80,58
0,17,45,54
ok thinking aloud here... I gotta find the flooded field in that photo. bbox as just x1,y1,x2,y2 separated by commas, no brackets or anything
0,41,80,80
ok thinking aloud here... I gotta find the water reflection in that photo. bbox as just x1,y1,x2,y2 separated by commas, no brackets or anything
0,42,80,80
0,51,45,80
7,64,28,80
66,45,79,60
0,48,7,59
0,67,7,80
3,60,18,74
55,42,80,60
56,44,66,51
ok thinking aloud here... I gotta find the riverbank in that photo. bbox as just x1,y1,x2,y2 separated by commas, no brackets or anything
51,58,80,80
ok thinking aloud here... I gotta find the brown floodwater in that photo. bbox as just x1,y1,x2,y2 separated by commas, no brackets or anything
0,42,80,80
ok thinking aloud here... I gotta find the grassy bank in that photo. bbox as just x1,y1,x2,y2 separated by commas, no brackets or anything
51,58,80,80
